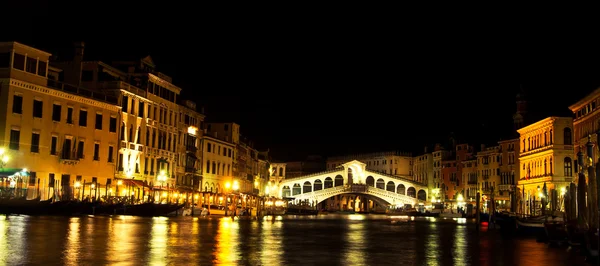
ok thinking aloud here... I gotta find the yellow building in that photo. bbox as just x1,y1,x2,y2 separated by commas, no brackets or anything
55,44,204,202
569,88,600,164
200,132,235,201
431,147,451,201
517,117,574,198
461,158,478,202
413,149,433,186
0,42,120,200
476,145,501,200
497,138,520,210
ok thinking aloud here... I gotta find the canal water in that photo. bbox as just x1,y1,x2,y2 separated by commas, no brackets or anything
0,214,588,265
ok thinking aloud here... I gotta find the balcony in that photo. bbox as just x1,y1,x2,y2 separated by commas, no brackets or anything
96,81,147,98
59,151,80,165
185,167,197,173
498,184,514,191
47,79,118,105
185,145,197,153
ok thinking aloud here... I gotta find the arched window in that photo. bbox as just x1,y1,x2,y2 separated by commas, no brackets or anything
564,157,572,177
564,128,572,145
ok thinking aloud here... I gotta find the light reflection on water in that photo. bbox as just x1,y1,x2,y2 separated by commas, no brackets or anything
343,221,366,265
0,214,585,265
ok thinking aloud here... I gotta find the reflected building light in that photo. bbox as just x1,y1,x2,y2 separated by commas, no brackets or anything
106,218,137,264
4,216,27,262
215,218,240,264
150,219,168,265
342,222,366,265
260,217,283,265
0,216,7,259
348,214,365,221
64,217,81,266
425,222,440,266
453,224,468,265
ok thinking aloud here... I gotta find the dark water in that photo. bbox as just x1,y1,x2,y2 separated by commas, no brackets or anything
0,214,587,265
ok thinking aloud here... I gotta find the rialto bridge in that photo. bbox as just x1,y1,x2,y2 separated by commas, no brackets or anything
273,160,428,211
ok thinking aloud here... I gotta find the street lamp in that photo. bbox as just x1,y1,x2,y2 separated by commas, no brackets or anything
0,148,9,168
157,170,167,202
232,180,239,192
75,181,81,201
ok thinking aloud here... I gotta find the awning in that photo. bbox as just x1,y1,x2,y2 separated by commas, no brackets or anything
0,168,27,176
121,179,149,189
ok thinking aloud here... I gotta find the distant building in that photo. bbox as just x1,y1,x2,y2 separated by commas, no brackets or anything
269,162,286,184
204,122,269,197
287,155,325,178
326,151,412,177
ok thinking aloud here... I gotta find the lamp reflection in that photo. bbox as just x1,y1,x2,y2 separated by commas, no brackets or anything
342,221,366,265
150,218,168,265
106,217,138,265
453,224,467,265
425,222,440,266
214,218,240,264
260,217,283,265
3,216,27,262
64,217,81,266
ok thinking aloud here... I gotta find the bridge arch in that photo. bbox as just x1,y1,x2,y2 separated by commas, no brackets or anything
397,184,405,195
385,181,395,192
334,175,343,186
292,184,301,195
314,179,323,191
375,178,385,189
324,177,333,188
417,189,427,201
282,186,291,197
303,181,312,193
407,187,416,198
366,176,375,186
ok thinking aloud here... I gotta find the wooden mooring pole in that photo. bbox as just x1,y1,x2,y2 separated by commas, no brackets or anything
476,192,480,231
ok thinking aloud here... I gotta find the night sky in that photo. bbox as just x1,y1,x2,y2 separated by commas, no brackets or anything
5,13,600,161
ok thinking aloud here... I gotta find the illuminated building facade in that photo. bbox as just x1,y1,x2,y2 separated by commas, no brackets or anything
496,138,519,209
269,162,287,185
413,150,433,187
461,158,478,202
431,146,447,202
203,122,270,202
326,151,413,177
517,117,574,197
0,42,120,200
200,131,235,197
441,142,475,201
569,88,600,165
57,44,204,201
476,145,501,202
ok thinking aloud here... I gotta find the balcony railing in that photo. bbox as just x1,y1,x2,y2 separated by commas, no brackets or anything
186,145,197,153
96,81,147,98
185,167,197,173
47,79,118,105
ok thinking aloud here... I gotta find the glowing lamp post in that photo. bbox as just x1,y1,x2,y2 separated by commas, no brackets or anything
75,181,81,201
157,171,167,202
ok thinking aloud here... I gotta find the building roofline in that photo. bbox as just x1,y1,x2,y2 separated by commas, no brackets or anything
569,86,600,112
0,42,52,56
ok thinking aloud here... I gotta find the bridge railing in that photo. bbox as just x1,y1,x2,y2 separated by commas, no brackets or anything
280,168,344,184
291,185,347,200
291,184,427,205
364,170,427,188
366,186,427,204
